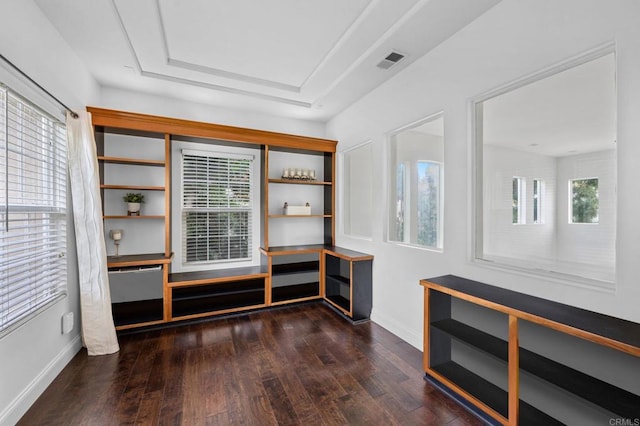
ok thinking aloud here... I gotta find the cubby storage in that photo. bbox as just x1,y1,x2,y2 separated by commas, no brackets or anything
270,252,321,304
264,146,334,248
171,279,266,318
420,275,640,425
95,127,170,258
324,248,373,322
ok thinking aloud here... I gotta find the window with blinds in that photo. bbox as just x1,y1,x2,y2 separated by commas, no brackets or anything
181,149,253,264
0,87,67,335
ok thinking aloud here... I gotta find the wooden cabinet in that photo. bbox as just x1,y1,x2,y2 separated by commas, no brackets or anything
420,275,640,425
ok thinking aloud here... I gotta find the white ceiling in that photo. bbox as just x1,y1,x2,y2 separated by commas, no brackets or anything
482,52,616,157
34,0,500,121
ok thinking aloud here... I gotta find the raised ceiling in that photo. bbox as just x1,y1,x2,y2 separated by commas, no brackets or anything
35,0,500,121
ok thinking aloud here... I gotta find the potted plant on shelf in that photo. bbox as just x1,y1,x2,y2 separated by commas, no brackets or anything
123,192,144,216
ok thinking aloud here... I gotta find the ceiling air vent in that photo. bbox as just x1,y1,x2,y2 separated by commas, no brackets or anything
377,51,405,70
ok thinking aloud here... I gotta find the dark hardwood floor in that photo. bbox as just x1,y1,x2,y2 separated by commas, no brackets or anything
19,303,484,425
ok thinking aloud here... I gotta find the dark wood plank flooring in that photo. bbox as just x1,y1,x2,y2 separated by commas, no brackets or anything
19,303,484,425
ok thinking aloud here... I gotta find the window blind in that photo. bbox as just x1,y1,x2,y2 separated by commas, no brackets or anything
0,87,67,334
181,150,253,264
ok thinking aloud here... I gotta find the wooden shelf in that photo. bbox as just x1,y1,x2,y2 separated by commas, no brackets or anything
268,214,332,218
100,184,165,191
272,261,319,276
98,156,165,166
103,215,165,219
326,274,350,285
268,178,332,185
169,265,269,287
272,282,320,303
107,252,173,268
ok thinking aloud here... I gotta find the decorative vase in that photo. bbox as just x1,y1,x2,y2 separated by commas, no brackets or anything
127,202,141,216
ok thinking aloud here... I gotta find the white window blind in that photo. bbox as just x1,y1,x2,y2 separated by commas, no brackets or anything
0,87,67,334
182,149,253,264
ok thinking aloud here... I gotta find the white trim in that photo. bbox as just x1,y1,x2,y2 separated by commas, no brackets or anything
172,141,261,272
470,44,617,290
0,335,82,426
385,112,445,249
181,148,254,161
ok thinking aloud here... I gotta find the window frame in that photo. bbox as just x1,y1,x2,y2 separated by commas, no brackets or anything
386,112,444,251
472,46,616,289
171,141,261,273
533,178,544,224
0,86,67,337
569,177,599,224
512,177,526,225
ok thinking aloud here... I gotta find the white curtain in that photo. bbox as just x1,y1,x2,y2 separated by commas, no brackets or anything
66,110,119,356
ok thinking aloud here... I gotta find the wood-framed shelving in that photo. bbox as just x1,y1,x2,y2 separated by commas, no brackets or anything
420,275,640,425
89,107,374,331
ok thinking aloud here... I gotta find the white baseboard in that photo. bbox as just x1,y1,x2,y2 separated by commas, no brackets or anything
0,335,82,426
370,308,423,350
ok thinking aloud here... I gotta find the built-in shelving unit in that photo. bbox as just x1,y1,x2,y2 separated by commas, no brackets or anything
420,275,640,425
90,107,369,331
263,145,334,250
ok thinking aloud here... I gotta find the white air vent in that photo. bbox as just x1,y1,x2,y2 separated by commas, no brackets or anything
377,51,405,70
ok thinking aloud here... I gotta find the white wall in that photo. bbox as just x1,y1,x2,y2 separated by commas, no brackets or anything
556,150,616,268
0,1,100,424
99,87,326,139
328,0,640,350
483,145,557,260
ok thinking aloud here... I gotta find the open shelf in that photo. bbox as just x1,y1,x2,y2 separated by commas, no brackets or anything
272,282,320,303
326,274,349,285
432,317,640,419
169,265,268,286
107,252,172,268
100,184,165,191
98,156,165,166
431,362,561,426
268,178,332,185
111,299,164,327
272,261,319,276
325,294,350,312
422,275,640,425
172,279,266,317
268,214,332,218
103,215,165,219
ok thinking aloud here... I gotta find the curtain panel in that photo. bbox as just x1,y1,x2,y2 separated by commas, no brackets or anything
66,110,119,356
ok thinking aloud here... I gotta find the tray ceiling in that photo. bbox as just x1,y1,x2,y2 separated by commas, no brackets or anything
35,0,501,120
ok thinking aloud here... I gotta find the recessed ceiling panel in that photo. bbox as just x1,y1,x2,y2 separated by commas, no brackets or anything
34,0,502,121
159,0,371,88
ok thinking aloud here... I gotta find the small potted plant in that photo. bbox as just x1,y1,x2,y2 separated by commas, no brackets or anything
123,192,144,216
